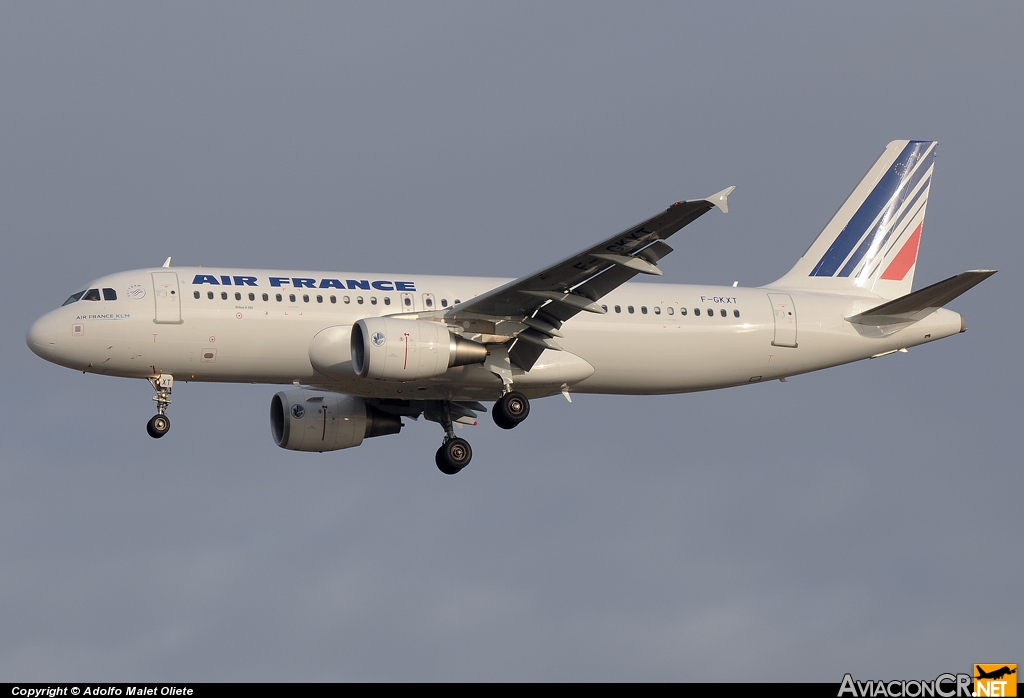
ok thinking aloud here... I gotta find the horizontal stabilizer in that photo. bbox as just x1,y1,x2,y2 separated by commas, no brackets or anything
846,270,996,326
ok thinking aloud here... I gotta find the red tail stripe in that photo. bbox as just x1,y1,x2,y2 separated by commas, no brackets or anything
880,223,922,281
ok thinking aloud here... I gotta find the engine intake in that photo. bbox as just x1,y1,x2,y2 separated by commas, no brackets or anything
270,389,402,452
351,317,488,381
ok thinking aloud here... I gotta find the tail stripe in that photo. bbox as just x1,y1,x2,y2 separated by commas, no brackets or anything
809,141,934,277
863,181,930,279
879,223,923,280
837,162,933,278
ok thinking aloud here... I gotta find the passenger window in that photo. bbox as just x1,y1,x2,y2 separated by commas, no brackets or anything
441,299,449,308
654,306,661,315
221,292,228,300
667,307,674,316
384,297,391,306
454,299,461,305
62,291,86,306
316,295,323,303
302,294,309,303
734,310,740,318
694,308,700,316
207,291,214,300
289,294,296,302
83,289,101,301
276,294,282,302
404,297,412,307
615,305,621,313
707,308,713,317
357,297,364,305
370,297,377,305
330,296,337,304
425,298,433,308
628,306,634,314
720,309,727,317
193,291,200,299
235,292,241,301
102,288,117,301
343,296,351,304
262,293,269,301
641,306,647,314
248,292,255,301
680,307,687,316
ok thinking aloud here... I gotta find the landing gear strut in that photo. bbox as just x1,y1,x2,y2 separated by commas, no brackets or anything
492,390,530,430
147,374,173,439
434,401,473,475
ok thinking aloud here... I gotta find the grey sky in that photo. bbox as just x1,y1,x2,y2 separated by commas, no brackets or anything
1,2,1020,681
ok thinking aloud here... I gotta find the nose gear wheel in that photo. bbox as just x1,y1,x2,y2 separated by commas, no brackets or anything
147,414,170,438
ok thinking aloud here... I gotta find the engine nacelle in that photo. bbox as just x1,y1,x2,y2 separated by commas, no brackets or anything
270,389,402,452
351,317,488,381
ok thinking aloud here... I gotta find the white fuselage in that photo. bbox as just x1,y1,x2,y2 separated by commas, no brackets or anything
27,267,965,402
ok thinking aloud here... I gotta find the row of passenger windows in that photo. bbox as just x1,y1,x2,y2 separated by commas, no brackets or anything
63,288,117,305
192,289,737,317
601,304,740,318
193,291,462,307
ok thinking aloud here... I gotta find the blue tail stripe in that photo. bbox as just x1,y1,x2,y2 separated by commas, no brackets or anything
837,153,934,277
810,141,933,277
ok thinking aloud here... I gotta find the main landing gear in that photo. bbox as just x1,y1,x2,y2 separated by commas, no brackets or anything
435,437,472,476
492,390,530,430
147,374,173,439
432,391,531,475
434,401,473,475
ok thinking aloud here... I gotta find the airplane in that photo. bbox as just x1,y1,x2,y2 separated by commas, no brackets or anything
26,140,995,474
975,666,1017,681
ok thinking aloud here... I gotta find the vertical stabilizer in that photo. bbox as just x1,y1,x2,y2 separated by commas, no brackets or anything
770,140,937,299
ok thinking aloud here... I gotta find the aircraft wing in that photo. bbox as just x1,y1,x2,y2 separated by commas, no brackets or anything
446,187,734,369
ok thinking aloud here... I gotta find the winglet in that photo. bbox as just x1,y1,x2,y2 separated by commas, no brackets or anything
705,186,735,214
162,257,172,268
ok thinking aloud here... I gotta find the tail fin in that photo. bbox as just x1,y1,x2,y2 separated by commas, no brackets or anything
770,140,938,299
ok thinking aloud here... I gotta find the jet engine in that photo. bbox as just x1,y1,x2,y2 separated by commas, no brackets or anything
270,389,402,452
351,317,488,381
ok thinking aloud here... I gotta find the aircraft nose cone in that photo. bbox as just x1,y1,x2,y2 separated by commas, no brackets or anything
26,314,57,358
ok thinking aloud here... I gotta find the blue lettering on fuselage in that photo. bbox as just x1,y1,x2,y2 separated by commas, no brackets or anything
193,274,415,291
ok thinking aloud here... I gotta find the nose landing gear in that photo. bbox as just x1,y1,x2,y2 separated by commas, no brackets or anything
147,374,173,439
147,414,170,438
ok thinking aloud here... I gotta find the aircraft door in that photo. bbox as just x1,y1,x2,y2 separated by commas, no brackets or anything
400,292,416,312
768,292,797,347
152,272,182,324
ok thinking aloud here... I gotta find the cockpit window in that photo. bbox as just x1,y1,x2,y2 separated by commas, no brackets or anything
102,288,117,301
82,289,101,301
62,291,86,306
